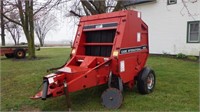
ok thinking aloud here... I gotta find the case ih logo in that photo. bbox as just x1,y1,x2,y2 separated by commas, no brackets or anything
120,46,147,54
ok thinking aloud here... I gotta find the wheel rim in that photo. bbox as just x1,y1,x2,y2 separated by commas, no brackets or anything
147,73,154,90
17,51,23,57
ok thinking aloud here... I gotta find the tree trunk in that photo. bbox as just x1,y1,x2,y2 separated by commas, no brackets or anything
13,38,17,45
16,38,20,45
28,0,36,59
16,29,20,45
11,34,17,45
22,0,36,59
38,38,44,47
27,35,36,59
1,0,5,46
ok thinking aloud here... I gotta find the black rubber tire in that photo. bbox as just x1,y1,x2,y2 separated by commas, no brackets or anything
137,67,156,94
14,49,26,59
5,53,14,58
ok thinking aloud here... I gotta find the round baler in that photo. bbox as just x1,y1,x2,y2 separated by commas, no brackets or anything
31,10,156,109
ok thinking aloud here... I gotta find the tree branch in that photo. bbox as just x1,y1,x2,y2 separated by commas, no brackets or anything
17,0,25,26
80,0,98,15
98,0,106,13
88,0,100,13
33,0,53,15
82,5,90,16
70,10,82,17
2,13,22,26
113,0,123,12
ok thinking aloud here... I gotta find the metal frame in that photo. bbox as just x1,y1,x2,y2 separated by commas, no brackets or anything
187,21,200,43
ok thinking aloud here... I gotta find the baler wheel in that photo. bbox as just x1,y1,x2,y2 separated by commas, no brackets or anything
101,88,123,109
137,67,156,94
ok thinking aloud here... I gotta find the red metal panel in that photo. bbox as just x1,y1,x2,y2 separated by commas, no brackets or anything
80,56,96,68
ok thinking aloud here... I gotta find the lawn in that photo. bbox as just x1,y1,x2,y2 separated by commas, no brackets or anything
1,48,199,111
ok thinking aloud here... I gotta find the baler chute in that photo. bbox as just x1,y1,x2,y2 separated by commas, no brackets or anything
31,10,156,109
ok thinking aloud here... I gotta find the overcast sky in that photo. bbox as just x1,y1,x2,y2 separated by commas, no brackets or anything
1,0,78,45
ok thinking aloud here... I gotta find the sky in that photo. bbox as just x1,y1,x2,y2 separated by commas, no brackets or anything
43,15,78,42
1,0,78,45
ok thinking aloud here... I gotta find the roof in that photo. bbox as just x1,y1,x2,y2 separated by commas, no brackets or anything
123,0,156,6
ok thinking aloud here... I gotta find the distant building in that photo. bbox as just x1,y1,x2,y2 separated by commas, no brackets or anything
125,0,200,56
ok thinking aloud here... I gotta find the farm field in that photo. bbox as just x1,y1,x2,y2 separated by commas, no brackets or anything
1,48,199,111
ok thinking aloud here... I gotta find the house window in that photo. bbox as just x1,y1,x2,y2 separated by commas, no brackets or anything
187,21,200,43
167,0,177,5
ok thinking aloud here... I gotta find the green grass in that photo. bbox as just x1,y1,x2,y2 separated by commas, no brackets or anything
1,48,199,111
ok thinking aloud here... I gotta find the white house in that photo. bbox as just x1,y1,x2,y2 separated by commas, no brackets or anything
125,0,200,56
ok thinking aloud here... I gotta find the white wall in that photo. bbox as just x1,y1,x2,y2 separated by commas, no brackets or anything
129,0,200,56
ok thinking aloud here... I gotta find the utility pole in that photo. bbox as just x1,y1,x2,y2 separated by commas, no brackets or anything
1,0,5,46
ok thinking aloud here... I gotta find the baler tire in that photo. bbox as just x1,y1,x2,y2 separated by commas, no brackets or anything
5,53,14,58
137,67,156,94
14,49,26,59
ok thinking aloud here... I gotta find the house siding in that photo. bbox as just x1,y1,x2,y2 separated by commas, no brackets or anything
128,0,200,56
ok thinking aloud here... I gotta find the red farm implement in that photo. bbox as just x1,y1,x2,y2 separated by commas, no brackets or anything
31,10,156,109
0,44,40,59
0,45,28,59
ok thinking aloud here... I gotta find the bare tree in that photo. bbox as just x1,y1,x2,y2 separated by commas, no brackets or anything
2,0,124,58
2,0,64,59
1,0,5,46
34,13,58,46
5,22,21,45
68,0,125,17
3,9,22,45
180,0,198,20
2,0,37,58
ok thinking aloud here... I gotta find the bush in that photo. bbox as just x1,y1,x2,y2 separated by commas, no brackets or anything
176,53,187,59
187,56,198,61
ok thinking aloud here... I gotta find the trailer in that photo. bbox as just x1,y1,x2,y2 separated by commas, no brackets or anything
0,45,40,59
32,10,156,109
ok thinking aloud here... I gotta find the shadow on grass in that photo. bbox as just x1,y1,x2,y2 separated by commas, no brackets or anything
70,85,107,104
68,85,141,110
39,85,108,111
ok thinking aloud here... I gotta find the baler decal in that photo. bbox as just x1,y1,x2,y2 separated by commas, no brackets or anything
120,46,147,54
83,22,118,30
120,60,125,72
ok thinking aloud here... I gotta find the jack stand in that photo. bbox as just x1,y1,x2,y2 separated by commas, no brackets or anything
64,80,71,111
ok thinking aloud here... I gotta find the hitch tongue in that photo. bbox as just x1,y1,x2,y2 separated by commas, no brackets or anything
42,79,49,100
